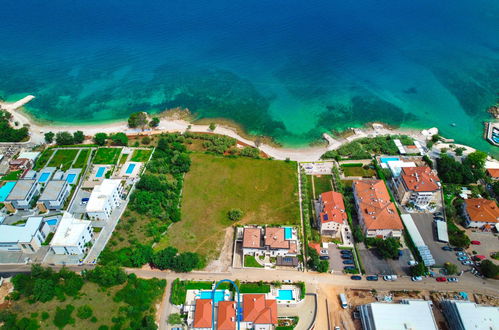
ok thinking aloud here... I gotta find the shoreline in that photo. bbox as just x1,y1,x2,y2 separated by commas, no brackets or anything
1,95,431,161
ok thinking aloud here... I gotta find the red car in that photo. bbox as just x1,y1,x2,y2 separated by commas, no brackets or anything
474,255,486,260
471,240,481,245
436,277,447,282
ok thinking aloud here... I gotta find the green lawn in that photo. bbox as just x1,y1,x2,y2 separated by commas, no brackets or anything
47,149,79,171
312,175,333,196
130,149,152,162
93,148,122,165
33,149,54,170
341,164,376,177
157,153,300,260
244,255,264,268
239,282,270,293
118,153,129,165
1,170,22,181
72,149,90,168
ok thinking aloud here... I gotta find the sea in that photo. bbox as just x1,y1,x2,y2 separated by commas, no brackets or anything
1,0,498,150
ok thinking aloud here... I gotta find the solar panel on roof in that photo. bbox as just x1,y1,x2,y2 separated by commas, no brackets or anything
323,214,328,220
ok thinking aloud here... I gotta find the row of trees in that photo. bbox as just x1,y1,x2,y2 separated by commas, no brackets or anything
437,151,487,184
0,110,29,142
44,130,85,145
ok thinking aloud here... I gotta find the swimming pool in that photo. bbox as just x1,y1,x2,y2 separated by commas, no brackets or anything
125,163,136,175
38,172,51,183
45,219,58,226
284,227,292,240
95,167,106,178
380,157,400,164
277,289,294,301
66,173,77,184
0,181,16,202
197,290,226,303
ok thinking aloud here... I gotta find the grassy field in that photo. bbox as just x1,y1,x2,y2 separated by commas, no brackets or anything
72,149,90,168
33,149,54,170
93,148,122,164
244,255,264,268
47,149,79,170
341,164,376,177
130,149,152,162
157,153,300,260
118,153,129,165
1,170,22,181
312,175,333,196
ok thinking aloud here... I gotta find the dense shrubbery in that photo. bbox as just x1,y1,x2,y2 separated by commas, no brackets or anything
0,110,29,142
82,265,127,287
365,237,401,259
184,132,237,154
437,151,487,184
307,247,329,273
480,260,499,278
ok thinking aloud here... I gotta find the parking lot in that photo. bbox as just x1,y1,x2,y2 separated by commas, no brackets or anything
357,244,412,276
326,245,351,273
467,231,499,264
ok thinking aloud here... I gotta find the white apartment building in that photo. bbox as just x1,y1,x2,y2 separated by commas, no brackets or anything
86,179,123,221
0,217,50,253
50,212,93,255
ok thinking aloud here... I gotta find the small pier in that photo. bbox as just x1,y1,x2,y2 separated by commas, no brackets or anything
0,95,35,111
485,121,499,147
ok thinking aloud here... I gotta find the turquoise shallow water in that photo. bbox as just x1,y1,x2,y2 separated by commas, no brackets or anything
0,0,498,151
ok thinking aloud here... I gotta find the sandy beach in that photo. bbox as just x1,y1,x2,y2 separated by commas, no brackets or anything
0,95,431,162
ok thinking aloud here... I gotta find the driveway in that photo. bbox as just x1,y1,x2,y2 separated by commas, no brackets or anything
358,246,394,275
326,244,346,273
279,294,317,330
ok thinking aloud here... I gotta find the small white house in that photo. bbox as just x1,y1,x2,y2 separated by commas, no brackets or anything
50,212,93,255
0,217,50,253
86,179,123,221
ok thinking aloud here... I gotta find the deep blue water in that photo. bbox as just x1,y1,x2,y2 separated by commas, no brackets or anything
0,0,498,150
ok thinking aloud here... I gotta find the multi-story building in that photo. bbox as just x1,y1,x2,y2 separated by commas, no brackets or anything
316,191,347,237
242,227,298,257
392,166,440,209
0,217,50,253
441,300,499,330
353,179,403,239
86,179,123,221
4,179,39,212
462,198,499,229
37,180,71,212
50,212,93,255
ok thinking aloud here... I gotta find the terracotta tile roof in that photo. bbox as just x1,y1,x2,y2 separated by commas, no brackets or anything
400,166,440,192
243,294,277,325
353,179,403,231
265,227,289,249
308,242,321,254
242,228,262,249
487,168,499,178
217,301,236,330
288,241,297,254
319,191,347,225
193,299,212,328
465,198,499,223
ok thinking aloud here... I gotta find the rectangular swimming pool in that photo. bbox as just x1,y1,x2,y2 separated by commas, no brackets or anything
95,167,106,178
197,290,226,303
284,227,292,240
66,173,77,184
277,289,294,301
38,172,51,183
380,157,400,164
125,163,136,175
0,181,16,202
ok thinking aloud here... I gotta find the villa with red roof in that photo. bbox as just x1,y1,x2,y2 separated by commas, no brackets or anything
242,294,277,329
392,166,441,209
463,198,499,229
217,301,237,330
353,179,404,239
316,191,348,237
241,226,299,258
192,299,213,329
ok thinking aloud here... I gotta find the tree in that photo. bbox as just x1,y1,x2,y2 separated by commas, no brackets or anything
152,246,178,270
76,305,93,319
141,136,151,145
209,122,217,131
373,238,400,259
317,260,329,273
480,260,499,278
149,117,160,128
83,265,127,287
410,262,427,276
55,131,74,145
129,245,154,267
227,209,244,221
53,305,75,329
171,252,201,272
73,130,85,144
93,133,108,146
167,313,183,325
33,278,55,302
110,132,128,146
44,131,55,144
128,112,148,130
443,262,458,275
454,147,465,156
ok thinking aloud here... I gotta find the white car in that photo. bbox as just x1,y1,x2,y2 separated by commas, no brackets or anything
411,276,423,281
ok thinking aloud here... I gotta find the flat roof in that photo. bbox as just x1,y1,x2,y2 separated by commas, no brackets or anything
50,212,91,247
445,300,499,329
39,180,67,201
436,220,449,242
86,179,121,212
401,214,435,266
17,151,40,162
0,217,43,243
6,180,37,201
361,300,437,330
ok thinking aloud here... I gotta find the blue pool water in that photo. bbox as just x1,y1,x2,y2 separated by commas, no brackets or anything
38,172,51,183
197,290,225,303
125,163,136,175
0,181,16,202
284,227,292,240
95,167,106,178
277,290,294,301
45,219,58,226
66,173,77,184
380,157,400,164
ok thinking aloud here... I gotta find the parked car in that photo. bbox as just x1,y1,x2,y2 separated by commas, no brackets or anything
447,277,459,282
456,252,466,256
321,249,329,255
340,250,353,255
283,280,292,283
471,240,481,245
433,217,444,221
343,260,354,265
457,256,468,261
434,212,443,217
320,256,330,260
341,255,353,260
436,277,447,282
411,276,423,281
350,275,362,280
461,260,473,265
383,275,397,281
343,266,356,271
442,246,453,251
453,247,464,252
366,275,378,281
